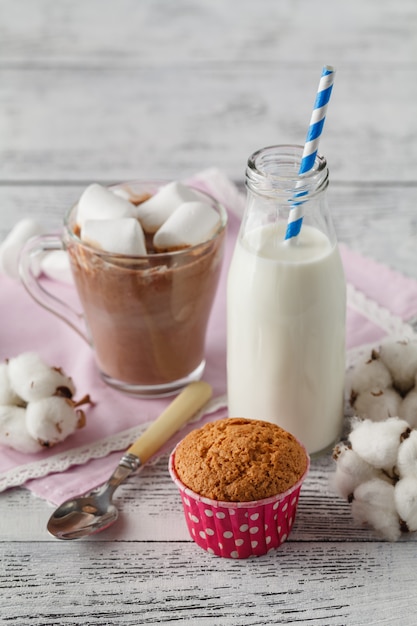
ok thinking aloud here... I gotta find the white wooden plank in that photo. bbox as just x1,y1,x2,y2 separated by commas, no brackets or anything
0,0,416,67
1,540,417,625
1,0,417,621
1,65,416,183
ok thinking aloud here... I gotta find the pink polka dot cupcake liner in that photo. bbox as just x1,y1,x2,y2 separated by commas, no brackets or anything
169,448,310,559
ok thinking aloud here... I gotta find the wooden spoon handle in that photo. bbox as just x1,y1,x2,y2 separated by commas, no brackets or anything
126,381,212,464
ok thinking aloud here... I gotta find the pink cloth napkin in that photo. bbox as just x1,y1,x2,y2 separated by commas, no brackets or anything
1,170,416,505
0,170,240,499
341,242,417,349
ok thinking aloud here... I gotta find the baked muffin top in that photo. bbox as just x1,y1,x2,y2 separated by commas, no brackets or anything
173,417,308,502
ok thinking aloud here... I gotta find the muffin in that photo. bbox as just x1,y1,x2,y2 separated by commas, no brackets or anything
169,417,309,558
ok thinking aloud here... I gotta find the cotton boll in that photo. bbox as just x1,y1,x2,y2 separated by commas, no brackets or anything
76,183,136,230
398,390,417,429
394,476,417,531
379,340,417,395
8,352,75,402
0,405,43,453
353,478,397,513
353,388,402,422
396,429,417,478
351,479,401,541
347,354,392,398
25,396,84,446
0,362,22,405
332,443,383,500
331,465,358,502
0,218,45,280
348,417,410,471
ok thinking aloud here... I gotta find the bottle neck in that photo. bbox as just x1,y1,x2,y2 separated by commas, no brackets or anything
245,144,329,200
241,145,336,247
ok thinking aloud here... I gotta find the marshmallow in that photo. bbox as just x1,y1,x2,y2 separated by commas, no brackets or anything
0,218,45,280
25,396,83,446
81,218,147,256
135,182,202,233
111,186,131,200
76,183,137,229
41,250,73,284
0,405,43,454
153,201,220,251
7,352,75,403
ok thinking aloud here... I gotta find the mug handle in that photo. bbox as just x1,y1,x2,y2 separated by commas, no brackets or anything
19,233,89,344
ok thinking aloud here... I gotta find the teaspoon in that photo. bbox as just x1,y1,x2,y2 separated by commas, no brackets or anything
47,381,212,540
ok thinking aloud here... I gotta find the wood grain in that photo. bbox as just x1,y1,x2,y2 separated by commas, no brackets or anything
2,539,417,625
1,65,416,183
1,1,417,623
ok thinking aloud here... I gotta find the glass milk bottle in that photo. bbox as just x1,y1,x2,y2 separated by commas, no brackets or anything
227,145,346,455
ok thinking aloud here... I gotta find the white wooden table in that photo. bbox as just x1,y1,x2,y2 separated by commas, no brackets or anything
1,1,417,624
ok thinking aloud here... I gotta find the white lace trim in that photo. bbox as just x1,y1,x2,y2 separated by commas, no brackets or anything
347,283,416,339
1,283,416,492
0,395,227,492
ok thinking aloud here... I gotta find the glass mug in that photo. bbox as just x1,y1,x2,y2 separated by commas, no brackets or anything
19,181,227,397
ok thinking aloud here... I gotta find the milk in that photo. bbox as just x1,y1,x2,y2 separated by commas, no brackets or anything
227,222,346,454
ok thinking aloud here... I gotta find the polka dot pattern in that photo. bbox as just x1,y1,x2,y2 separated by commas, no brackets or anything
177,482,302,559
169,449,308,559
177,490,299,559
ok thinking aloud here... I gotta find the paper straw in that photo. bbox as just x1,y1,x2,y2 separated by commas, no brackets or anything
285,65,336,241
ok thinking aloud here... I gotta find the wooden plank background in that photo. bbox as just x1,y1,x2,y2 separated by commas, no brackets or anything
1,1,417,624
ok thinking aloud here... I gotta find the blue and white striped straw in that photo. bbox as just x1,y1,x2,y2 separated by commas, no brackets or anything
285,65,336,241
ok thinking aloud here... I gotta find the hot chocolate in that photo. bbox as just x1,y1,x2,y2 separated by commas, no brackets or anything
64,181,227,395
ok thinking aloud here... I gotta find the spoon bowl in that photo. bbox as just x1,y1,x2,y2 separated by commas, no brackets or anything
47,381,212,540
49,502,119,540
48,488,119,539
